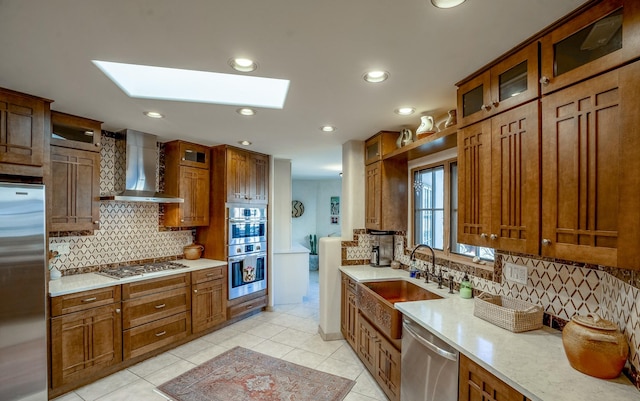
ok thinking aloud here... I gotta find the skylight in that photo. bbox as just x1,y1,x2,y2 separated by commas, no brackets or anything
92,60,290,109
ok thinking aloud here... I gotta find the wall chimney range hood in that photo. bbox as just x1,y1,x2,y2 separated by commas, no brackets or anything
99,129,184,203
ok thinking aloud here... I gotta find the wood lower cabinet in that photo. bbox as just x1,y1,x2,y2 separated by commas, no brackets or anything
541,61,640,269
459,354,529,401
50,287,122,389
192,266,227,333
122,274,191,360
376,332,401,401
50,146,100,232
227,291,267,319
0,87,51,177
340,273,357,349
356,312,377,373
458,100,540,255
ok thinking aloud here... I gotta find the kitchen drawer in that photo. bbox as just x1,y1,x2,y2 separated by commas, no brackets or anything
122,287,191,329
191,266,225,285
51,286,121,317
228,295,267,319
123,311,191,360
122,273,190,300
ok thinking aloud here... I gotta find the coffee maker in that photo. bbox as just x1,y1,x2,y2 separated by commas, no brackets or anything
370,230,394,267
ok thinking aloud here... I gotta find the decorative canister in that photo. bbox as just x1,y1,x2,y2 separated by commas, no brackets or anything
183,244,204,260
562,313,628,379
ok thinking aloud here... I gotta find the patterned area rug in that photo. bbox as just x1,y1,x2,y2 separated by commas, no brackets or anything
156,346,356,401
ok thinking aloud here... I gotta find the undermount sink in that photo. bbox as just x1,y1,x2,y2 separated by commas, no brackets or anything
357,280,442,339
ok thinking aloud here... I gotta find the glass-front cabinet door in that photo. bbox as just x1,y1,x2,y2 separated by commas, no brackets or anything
457,42,538,127
540,0,640,94
51,111,102,152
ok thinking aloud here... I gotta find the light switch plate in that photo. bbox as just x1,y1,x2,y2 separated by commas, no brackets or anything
50,242,70,255
504,262,528,285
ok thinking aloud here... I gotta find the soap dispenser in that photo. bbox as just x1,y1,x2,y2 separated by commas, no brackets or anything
460,273,473,299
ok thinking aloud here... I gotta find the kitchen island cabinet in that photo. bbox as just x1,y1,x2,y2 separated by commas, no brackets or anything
340,265,638,401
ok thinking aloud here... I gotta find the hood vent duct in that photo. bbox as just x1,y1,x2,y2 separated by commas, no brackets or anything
100,129,184,203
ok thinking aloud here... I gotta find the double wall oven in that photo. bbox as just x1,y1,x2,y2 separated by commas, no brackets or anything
228,205,267,300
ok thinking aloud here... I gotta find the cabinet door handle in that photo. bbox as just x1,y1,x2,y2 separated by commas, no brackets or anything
180,219,184,222
480,233,488,239
95,143,101,147
82,297,97,303
540,76,550,86
490,234,498,240
155,331,167,337
115,308,121,314
155,304,166,309
481,104,492,111
492,100,499,107
542,238,552,246
194,289,198,293
93,221,99,224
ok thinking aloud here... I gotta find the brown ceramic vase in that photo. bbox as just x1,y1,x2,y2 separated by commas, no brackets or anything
562,313,628,379
183,244,204,260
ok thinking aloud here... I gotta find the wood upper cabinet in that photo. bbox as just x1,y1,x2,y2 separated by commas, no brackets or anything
541,60,640,269
540,0,640,95
50,286,122,389
224,146,269,204
51,111,102,152
50,146,101,232
457,42,539,127
0,87,52,177
365,131,398,165
340,273,357,349
191,266,227,334
459,354,527,401
458,101,540,255
164,141,210,227
365,159,407,231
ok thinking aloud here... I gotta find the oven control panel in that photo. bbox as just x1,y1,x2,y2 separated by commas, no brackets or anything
229,241,266,257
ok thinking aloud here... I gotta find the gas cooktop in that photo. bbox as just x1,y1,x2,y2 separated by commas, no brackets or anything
97,261,188,279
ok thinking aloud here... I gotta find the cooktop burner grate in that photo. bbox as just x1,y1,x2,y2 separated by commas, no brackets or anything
97,261,188,279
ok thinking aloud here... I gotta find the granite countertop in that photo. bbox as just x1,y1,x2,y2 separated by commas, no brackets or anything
49,258,227,297
339,264,638,401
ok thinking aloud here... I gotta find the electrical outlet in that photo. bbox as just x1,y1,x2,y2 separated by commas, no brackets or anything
504,262,528,285
50,242,70,255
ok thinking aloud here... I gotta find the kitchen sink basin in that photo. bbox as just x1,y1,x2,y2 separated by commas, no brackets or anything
361,280,443,304
357,280,442,339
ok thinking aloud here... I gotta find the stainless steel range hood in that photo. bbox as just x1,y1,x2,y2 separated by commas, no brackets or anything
100,129,184,203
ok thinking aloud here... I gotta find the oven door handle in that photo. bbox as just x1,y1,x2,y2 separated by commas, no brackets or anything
228,255,245,263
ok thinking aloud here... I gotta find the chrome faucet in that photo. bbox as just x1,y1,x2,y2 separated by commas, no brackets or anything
410,244,436,284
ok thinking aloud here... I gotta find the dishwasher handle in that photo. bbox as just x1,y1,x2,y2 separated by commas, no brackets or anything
403,320,458,362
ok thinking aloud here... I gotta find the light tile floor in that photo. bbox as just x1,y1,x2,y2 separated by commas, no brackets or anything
54,270,389,401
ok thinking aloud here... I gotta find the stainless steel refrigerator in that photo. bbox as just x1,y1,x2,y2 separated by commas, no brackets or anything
0,183,47,400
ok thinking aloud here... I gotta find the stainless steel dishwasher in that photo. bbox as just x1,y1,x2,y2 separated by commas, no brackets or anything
401,317,459,401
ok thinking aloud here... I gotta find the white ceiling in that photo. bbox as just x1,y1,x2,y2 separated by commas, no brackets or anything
0,0,588,179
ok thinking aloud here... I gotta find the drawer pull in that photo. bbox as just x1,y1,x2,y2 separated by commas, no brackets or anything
246,304,253,309
155,331,167,337
206,273,216,277
82,297,97,303
155,304,166,309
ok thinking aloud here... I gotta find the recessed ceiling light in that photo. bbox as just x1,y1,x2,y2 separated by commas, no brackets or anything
229,58,258,72
237,108,256,116
364,70,389,83
238,140,252,146
144,111,164,119
395,107,416,115
93,60,289,109
431,0,466,9
320,125,336,132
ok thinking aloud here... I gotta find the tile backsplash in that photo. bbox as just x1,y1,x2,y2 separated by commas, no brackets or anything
342,230,640,384
49,132,193,274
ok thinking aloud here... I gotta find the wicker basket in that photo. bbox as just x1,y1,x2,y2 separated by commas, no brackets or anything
473,293,544,333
